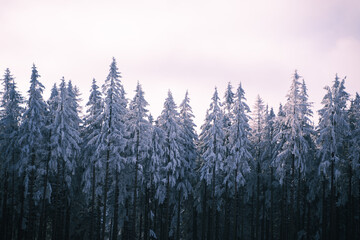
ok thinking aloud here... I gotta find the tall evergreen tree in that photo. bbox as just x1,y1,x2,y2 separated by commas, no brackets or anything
317,74,350,240
50,77,82,240
228,83,252,240
38,83,59,240
95,58,128,240
82,78,103,240
177,91,197,240
221,82,234,240
18,64,48,240
126,82,151,240
0,68,24,240
147,116,166,240
199,87,225,240
157,90,184,240
250,94,266,240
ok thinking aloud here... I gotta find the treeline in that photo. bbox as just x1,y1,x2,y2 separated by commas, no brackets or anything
0,58,359,240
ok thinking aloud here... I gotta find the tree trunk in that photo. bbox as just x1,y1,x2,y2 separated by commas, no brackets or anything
38,143,50,240
330,156,336,240
215,209,219,240
223,185,230,240
270,167,274,240
201,182,207,240
1,170,9,240
65,202,71,240
163,172,170,240
102,146,110,240
192,201,198,240
122,199,130,240
256,162,260,240
322,177,327,240
97,197,102,240
144,188,149,240
261,186,265,240
290,154,295,240
210,164,216,240
89,164,96,240
306,201,310,240
27,150,37,240
176,190,181,240
17,173,25,240
132,130,140,240
234,168,238,240
112,171,119,240
347,161,352,240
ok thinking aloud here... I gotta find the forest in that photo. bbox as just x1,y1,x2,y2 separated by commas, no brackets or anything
0,57,359,240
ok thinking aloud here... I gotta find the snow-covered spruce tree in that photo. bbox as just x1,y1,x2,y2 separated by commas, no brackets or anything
50,77,81,240
250,94,266,240
147,116,166,240
0,68,24,240
156,90,184,240
81,78,103,240
67,80,83,240
199,87,225,240
37,83,59,240
18,64,48,240
126,82,152,240
261,106,277,239
95,58,128,240
271,103,289,239
348,93,360,239
221,82,234,240
275,71,314,239
177,91,197,240
317,74,349,240
227,83,252,239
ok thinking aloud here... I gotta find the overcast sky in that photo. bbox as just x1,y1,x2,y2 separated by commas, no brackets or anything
1,0,360,129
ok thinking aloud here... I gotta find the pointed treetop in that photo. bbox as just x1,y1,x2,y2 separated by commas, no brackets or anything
224,82,234,113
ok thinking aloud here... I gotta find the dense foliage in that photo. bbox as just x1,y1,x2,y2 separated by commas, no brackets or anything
0,61,359,240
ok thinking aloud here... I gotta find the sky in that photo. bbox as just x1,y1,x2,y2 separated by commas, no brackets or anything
1,0,360,130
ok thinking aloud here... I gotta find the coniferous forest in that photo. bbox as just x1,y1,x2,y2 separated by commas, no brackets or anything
1,58,360,240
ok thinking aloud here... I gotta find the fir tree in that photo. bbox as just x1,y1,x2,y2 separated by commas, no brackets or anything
95,58,128,240
127,82,152,240
0,68,24,240
228,83,252,239
317,74,350,240
199,87,225,240
157,90,184,240
82,78,103,240
50,77,82,240
18,64,48,240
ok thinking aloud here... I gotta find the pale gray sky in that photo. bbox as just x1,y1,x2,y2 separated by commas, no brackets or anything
1,0,360,129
